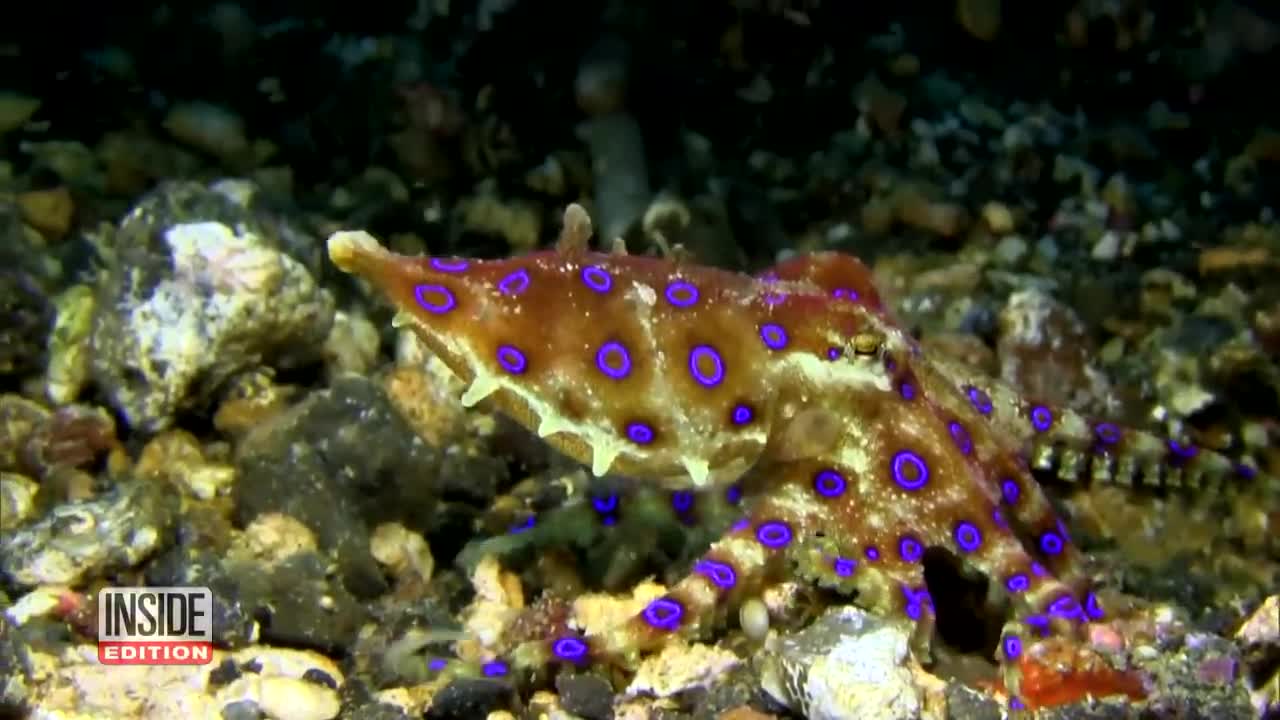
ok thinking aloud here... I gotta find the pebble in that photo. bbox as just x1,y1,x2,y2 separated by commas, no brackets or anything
1092,230,1122,260
370,522,435,583
16,186,74,239
756,606,924,720
993,234,1028,265
0,472,39,527
222,675,340,720
981,201,1015,234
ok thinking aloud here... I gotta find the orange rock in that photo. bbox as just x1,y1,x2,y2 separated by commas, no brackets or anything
1198,245,1272,274
1011,637,1148,710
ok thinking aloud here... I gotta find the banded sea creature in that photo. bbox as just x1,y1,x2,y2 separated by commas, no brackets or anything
328,204,1272,712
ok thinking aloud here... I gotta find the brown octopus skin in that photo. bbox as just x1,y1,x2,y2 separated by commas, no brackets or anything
327,204,1269,710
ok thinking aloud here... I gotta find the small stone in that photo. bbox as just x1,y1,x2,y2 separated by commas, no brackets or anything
370,522,434,584
981,201,1015,234
0,92,40,135
163,101,250,164
3,586,67,625
993,234,1028,265
739,597,771,641
45,284,95,405
16,186,74,239
322,310,381,377
555,673,614,720
1236,595,1279,647
1092,231,1122,261
256,676,340,720
756,606,924,720
625,641,741,698
231,513,318,567
0,472,38,527
0,479,173,587
425,678,516,720
222,698,266,720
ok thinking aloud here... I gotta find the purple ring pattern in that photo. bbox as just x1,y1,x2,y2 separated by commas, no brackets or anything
1005,573,1030,593
626,422,655,445
592,494,618,513
755,521,793,548
581,265,612,293
1094,422,1121,445
1047,595,1084,622
430,257,469,273
891,450,930,490
1084,592,1105,620
1039,530,1064,555
596,341,632,379
413,284,457,314
953,521,982,553
948,421,973,455
664,280,699,307
901,584,933,620
759,323,788,350
688,345,726,387
671,490,694,512
1000,478,1020,505
693,559,738,589
898,535,924,563
1030,405,1054,432
496,344,527,374
992,508,1008,528
966,386,993,415
1002,634,1023,661
641,597,684,631
552,636,589,661
496,268,530,295
813,469,847,497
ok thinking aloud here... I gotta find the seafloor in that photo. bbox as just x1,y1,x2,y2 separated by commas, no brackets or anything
1,1,1279,719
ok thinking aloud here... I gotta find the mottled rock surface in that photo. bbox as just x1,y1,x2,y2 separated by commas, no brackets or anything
90,180,334,431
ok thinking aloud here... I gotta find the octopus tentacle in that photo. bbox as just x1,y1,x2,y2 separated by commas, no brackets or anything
928,354,1269,495
518,488,820,669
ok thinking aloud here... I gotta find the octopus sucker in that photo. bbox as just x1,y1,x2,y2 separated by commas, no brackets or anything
327,204,1275,712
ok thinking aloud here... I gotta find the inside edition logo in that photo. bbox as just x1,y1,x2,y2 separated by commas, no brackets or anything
97,587,214,665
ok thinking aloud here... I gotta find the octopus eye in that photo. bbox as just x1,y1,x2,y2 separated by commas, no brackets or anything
851,332,883,357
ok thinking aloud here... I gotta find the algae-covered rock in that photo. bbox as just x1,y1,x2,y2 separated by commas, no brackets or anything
0,479,175,588
44,284,95,404
89,179,335,431
756,605,927,720
0,202,56,379
0,611,32,718
233,375,503,599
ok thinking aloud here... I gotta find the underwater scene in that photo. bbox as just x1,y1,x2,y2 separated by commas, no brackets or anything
2,1,1280,718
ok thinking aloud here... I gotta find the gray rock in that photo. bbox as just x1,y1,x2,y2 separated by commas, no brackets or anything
0,611,32,717
0,479,175,588
756,605,923,720
233,375,504,599
90,179,334,431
